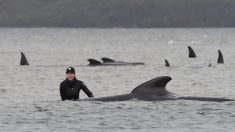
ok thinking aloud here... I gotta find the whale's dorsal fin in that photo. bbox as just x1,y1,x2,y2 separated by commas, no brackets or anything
87,59,102,65
217,50,224,64
20,52,29,65
131,76,172,95
101,57,115,63
165,59,170,67
188,46,197,58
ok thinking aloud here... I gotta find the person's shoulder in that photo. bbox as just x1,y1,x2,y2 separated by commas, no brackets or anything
75,79,83,84
60,80,67,86
75,79,86,86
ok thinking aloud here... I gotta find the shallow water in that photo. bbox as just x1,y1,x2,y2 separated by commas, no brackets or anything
0,28,235,131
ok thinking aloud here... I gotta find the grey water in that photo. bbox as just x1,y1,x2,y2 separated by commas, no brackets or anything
0,28,235,132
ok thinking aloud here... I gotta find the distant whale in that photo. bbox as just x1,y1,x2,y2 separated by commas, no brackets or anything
165,48,223,68
82,76,233,102
217,50,224,64
87,58,144,66
188,46,197,58
20,52,29,65
101,57,144,65
165,59,170,67
101,57,116,63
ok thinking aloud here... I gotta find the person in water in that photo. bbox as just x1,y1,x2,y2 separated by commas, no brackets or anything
60,67,94,101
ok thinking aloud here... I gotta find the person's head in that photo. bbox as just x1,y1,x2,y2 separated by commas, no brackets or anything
66,67,75,81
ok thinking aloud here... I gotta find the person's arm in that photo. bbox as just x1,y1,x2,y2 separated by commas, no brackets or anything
81,82,94,98
60,83,67,101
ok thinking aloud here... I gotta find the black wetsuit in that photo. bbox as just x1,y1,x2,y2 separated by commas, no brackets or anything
60,77,94,101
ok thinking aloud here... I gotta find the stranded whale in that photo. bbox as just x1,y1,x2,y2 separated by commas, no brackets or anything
188,46,197,58
101,57,144,65
217,50,224,64
87,58,144,66
165,59,170,67
82,76,233,102
165,48,224,68
20,52,29,65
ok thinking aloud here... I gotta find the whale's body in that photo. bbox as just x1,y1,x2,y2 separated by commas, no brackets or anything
82,76,233,102
87,58,144,66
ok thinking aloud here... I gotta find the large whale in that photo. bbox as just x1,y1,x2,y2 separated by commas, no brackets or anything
88,58,144,66
20,52,29,65
82,76,233,102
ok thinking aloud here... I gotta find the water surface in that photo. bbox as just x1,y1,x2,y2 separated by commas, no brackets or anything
0,28,235,132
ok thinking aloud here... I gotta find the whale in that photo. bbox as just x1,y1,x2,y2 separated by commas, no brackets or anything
87,59,128,66
20,52,29,65
101,57,116,63
217,50,224,64
82,76,233,102
101,57,144,65
165,48,223,68
165,59,170,67
188,46,197,58
87,58,144,66
163,59,211,68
